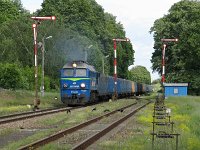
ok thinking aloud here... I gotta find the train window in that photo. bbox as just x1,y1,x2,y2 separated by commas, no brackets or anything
76,69,87,76
63,69,73,76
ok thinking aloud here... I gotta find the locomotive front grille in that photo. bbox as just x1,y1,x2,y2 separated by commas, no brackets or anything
72,94,78,99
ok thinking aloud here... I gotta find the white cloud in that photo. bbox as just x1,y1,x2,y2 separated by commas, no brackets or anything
22,0,42,12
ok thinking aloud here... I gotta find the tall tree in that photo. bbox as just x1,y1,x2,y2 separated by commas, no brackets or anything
128,66,151,84
0,0,33,65
0,0,135,90
150,0,200,94
38,0,134,78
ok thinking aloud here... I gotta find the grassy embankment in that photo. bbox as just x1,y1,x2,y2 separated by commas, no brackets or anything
1,98,141,150
0,89,61,115
99,96,200,150
0,83,159,116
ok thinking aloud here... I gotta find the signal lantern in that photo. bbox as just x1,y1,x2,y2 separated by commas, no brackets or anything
51,16,56,20
32,24,37,28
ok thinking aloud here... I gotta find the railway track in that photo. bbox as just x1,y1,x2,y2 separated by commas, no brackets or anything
17,101,151,150
0,107,65,120
0,107,80,125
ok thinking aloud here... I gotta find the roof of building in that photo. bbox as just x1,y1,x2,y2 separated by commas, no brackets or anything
163,83,188,87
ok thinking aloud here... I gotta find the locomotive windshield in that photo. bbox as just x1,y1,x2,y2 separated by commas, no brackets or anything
62,68,87,77
76,68,86,76
63,69,73,76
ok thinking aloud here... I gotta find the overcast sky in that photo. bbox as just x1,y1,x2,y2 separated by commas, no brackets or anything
21,0,181,81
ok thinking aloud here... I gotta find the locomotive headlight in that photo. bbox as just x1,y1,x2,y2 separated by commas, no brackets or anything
80,83,86,88
63,83,68,88
72,63,77,68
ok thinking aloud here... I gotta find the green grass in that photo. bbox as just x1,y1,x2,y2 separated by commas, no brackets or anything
0,89,61,115
153,83,162,93
35,99,138,128
0,128,16,137
98,96,200,150
2,99,139,150
41,144,71,150
167,96,200,150
1,129,57,150
143,83,161,100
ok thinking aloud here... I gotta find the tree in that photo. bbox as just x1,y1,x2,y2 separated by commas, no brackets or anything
38,0,134,78
152,79,161,84
0,0,21,24
0,0,135,90
128,66,151,84
0,0,33,65
150,0,200,94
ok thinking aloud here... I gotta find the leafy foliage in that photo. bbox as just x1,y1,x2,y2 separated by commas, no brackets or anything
0,63,53,91
38,0,134,78
0,63,21,89
0,0,135,90
150,0,200,94
0,0,33,66
128,66,151,84
151,79,161,84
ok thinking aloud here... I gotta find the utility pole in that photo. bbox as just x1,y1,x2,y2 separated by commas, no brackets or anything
41,37,45,97
102,55,109,74
112,38,130,100
84,45,93,62
31,16,55,110
41,36,52,97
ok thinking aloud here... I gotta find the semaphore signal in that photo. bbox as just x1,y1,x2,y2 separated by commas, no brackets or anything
161,38,178,84
31,16,56,110
112,38,130,100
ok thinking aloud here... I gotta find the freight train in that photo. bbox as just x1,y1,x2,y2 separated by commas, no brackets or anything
60,60,153,105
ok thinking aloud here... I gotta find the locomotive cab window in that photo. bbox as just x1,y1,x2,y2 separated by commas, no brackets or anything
76,68,87,77
63,69,73,76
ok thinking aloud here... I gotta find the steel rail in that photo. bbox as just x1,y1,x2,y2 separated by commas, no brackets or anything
72,101,151,150
0,97,123,120
17,102,138,150
0,107,80,125
0,107,65,120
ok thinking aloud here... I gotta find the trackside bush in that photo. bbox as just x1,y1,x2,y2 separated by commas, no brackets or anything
0,63,54,91
20,66,34,90
0,63,21,89
0,63,35,90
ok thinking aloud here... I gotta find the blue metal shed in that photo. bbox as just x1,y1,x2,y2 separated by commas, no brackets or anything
164,83,188,97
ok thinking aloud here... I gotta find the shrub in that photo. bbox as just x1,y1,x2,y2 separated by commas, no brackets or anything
0,63,21,89
0,63,58,91
20,66,34,90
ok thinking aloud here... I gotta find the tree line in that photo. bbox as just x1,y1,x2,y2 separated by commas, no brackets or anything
150,0,200,95
1,0,152,90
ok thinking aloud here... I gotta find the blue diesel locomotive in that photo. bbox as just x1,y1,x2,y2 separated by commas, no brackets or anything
60,60,152,105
